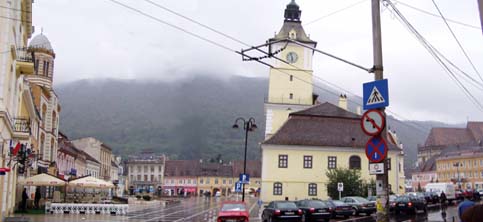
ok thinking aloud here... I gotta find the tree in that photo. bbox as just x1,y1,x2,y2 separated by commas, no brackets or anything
326,168,365,199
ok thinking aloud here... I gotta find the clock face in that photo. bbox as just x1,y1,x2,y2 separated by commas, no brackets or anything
286,52,298,64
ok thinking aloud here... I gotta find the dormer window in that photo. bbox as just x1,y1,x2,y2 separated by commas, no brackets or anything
289,29,297,39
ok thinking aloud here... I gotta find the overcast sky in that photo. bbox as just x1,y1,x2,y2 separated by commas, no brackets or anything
31,0,483,123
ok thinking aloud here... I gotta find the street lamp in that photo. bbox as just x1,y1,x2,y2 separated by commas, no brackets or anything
232,117,257,202
454,162,462,189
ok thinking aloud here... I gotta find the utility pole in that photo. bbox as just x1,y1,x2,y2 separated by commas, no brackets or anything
371,0,389,221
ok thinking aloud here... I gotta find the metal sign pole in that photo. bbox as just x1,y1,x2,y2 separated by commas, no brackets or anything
371,0,389,221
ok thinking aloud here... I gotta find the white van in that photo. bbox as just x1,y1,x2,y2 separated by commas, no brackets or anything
425,183,456,202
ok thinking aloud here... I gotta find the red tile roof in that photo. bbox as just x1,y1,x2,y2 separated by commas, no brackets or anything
164,160,200,177
232,160,261,178
263,102,399,150
423,123,483,147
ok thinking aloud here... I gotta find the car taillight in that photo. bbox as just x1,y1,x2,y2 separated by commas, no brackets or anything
298,209,303,215
329,207,333,211
408,202,413,207
309,208,315,213
274,210,281,216
217,218,222,222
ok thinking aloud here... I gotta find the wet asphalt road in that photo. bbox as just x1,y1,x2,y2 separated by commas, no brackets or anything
17,198,467,222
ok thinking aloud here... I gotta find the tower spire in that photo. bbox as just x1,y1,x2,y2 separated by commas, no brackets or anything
284,0,301,22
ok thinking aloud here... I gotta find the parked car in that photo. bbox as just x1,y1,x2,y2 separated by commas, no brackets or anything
217,201,249,222
340,196,376,216
324,200,353,219
295,199,331,222
389,195,397,212
261,201,303,222
394,195,427,215
423,191,440,204
478,189,483,196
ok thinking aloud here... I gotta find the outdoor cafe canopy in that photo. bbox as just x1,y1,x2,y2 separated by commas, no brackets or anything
68,176,114,188
18,173,66,186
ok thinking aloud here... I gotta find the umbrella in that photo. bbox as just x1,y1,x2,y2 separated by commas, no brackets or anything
68,176,114,188
18,173,66,186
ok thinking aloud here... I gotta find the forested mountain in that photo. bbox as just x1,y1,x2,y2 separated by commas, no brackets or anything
56,75,459,167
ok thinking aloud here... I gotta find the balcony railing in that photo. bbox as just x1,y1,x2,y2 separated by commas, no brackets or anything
16,47,34,63
12,117,31,133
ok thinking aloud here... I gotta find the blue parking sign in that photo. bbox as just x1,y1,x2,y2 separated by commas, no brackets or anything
239,173,250,184
235,182,242,192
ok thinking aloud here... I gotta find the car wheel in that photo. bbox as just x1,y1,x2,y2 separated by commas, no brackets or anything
353,208,359,216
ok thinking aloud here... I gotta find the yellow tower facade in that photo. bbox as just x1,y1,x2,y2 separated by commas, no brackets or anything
265,0,317,138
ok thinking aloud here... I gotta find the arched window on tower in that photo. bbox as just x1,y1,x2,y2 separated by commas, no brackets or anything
349,155,361,170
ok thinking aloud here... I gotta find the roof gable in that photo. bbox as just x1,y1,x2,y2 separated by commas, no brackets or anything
467,122,483,143
424,128,475,147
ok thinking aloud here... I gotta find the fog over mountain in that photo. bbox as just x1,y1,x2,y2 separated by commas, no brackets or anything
55,76,461,168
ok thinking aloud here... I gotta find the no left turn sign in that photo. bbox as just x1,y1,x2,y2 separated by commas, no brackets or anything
361,110,385,136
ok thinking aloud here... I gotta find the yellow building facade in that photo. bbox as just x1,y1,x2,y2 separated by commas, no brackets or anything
260,103,405,202
436,147,483,190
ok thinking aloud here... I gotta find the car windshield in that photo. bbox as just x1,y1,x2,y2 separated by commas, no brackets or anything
221,203,246,211
307,201,326,208
352,197,369,203
275,202,297,209
389,195,397,201
396,196,409,202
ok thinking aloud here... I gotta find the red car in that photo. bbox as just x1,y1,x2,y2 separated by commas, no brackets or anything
217,201,250,222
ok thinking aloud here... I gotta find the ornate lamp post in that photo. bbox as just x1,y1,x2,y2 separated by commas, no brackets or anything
232,117,257,202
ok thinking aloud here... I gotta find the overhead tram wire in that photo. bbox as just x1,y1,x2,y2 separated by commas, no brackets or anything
385,1,483,111
143,0,368,99
107,0,431,133
303,0,368,26
385,0,483,112
430,0,483,84
393,0,481,30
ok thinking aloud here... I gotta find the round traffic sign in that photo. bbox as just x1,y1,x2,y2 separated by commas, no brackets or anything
365,136,388,163
361,110,385,136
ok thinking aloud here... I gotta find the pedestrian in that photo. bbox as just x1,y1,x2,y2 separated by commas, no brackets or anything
34,187,41,209
461,204,483,222
458,196,475,222
21,188,28,211
440,191,447,218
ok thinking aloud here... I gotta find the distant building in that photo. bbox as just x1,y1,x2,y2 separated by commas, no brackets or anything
417,122,483,167
57,133,79,180
414,122,483,190
436,146,483,190
163,160,199,196
126,151,165,193
197,162,234,196
71,137,113,180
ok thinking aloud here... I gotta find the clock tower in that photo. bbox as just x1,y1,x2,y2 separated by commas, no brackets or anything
264,0,317,138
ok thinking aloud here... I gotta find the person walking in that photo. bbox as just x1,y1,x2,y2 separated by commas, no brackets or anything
440,191,447,218
34,187,41,209
21,188,29,211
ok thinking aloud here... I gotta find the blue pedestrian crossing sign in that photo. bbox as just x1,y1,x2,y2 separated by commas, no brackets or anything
239,173,250,184
363,79,389,110
235,181,243,192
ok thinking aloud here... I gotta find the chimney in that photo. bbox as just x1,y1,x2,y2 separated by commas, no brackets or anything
356,106,362,115
338,94,348,110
